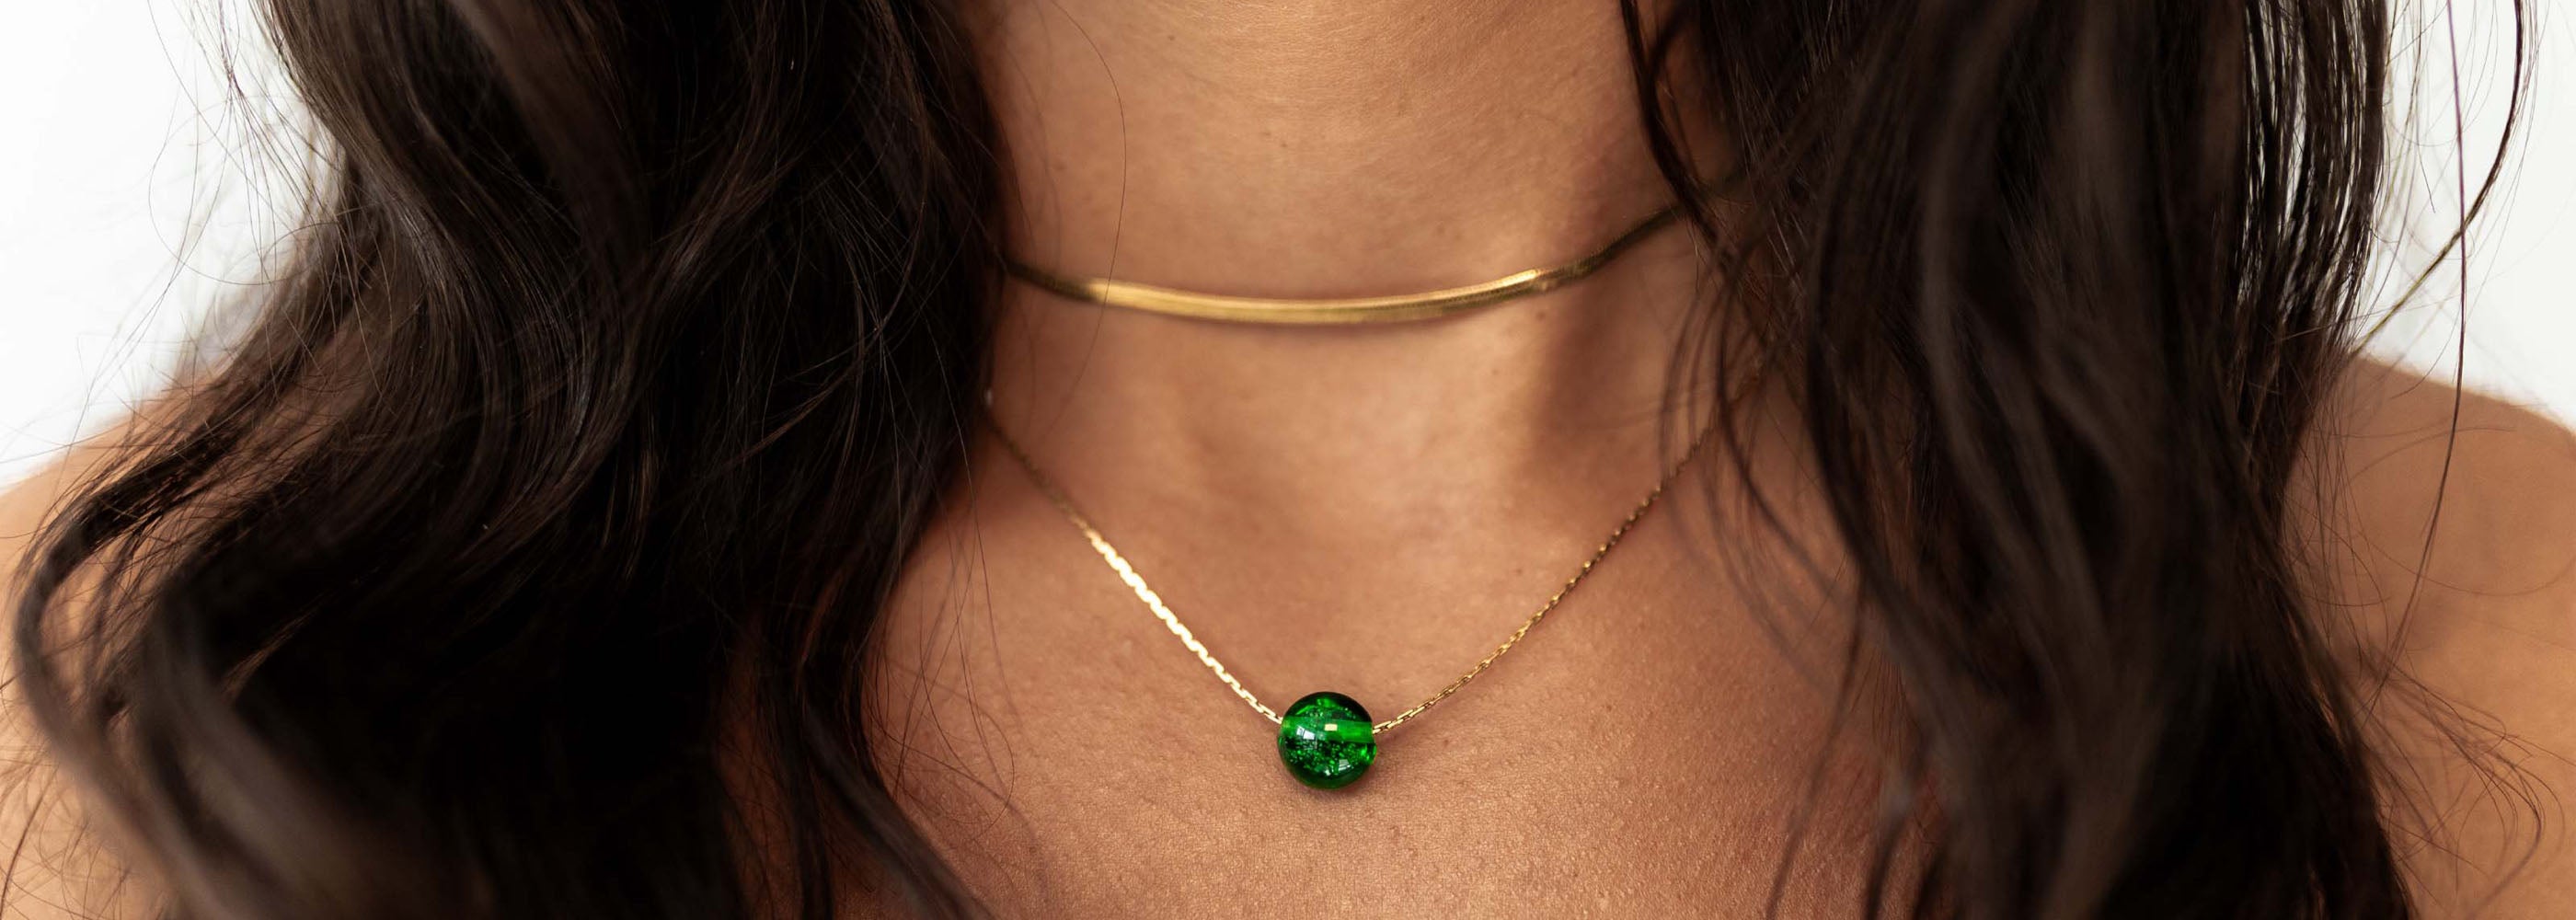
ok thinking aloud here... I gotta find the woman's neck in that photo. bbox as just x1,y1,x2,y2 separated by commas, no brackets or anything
969,0,1728,529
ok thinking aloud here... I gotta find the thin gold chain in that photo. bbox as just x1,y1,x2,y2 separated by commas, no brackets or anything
989,419,1716,734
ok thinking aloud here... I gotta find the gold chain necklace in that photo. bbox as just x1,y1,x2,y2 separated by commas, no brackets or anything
990,420,1714,789
1000,204,1683,325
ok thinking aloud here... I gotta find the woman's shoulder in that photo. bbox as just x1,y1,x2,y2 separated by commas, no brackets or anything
1,412,171,919
2317,357,2576,915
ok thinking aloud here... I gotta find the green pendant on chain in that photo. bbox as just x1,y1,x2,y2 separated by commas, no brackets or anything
1276,691,1376,788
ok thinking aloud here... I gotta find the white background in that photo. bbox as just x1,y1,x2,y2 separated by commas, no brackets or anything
3,1,2570,489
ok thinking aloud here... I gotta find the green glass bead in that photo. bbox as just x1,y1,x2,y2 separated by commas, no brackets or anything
1276,691,1376,789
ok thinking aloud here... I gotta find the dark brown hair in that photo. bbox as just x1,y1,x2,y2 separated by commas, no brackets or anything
8,0,2527,917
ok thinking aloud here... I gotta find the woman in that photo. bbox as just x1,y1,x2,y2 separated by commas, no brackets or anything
2,0,2569,916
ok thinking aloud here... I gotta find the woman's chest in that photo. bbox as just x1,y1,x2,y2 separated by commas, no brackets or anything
862,525,1900,917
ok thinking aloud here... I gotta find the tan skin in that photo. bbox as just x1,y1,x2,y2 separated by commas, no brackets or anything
5,0,2575,915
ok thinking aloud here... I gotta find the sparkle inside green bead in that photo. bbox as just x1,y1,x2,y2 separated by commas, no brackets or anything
1276,691,1376,789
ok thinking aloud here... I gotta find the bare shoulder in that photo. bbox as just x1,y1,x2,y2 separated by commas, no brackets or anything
1,415,171,919
2312,357,2576,917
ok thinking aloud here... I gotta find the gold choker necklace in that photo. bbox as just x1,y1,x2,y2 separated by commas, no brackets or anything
1001,203,1685,325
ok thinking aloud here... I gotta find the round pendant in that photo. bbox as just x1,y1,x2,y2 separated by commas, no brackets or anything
1276,691,1376,789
